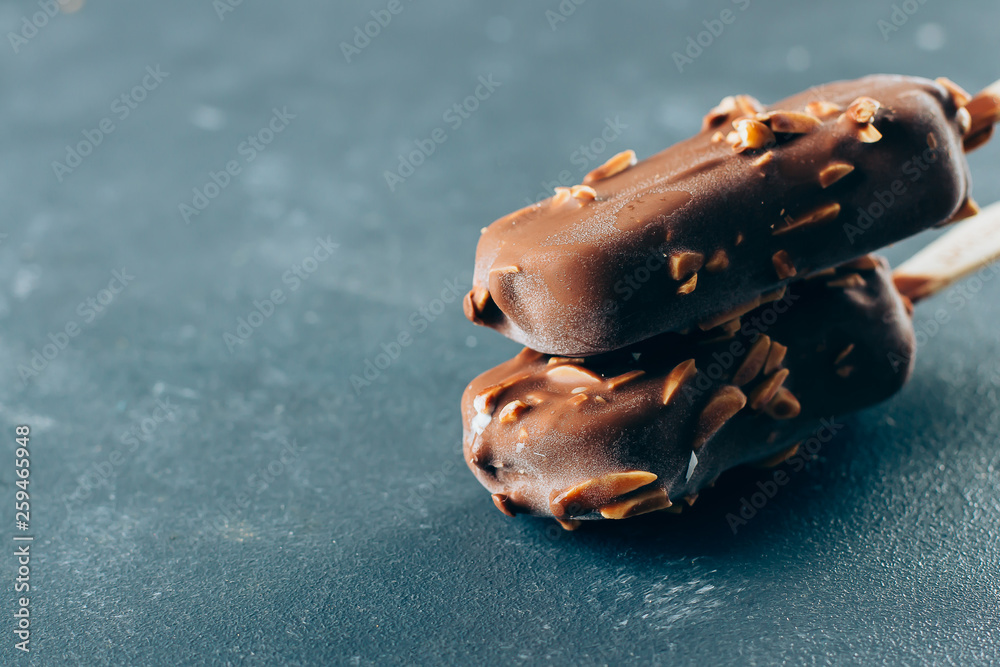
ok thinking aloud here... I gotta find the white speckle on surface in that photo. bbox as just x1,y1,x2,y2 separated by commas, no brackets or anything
686,451,698,482
515,443,525,453
486,16,512,44
12,266,41,299
786,46,810,72
472,394,494,434
189,105,227,130
915,23,946,51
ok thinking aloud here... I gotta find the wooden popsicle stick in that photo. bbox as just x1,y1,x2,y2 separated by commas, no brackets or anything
893,200,1000,302
964,78,1000,151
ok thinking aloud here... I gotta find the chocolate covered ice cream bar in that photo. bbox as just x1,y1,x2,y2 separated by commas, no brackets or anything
465,75,1000,356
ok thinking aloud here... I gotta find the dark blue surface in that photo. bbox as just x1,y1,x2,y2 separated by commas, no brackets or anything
1,1,999,665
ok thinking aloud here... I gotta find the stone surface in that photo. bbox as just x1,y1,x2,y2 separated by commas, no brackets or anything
0,1,998,665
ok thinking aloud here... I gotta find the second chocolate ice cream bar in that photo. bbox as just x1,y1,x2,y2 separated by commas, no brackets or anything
466,75,993,356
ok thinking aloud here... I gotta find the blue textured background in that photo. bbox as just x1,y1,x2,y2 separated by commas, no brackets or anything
1,1,998,664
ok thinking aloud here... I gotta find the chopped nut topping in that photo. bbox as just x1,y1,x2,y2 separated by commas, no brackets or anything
599,487,671,520
684,494,698,507
935,77,972,108
834,344,855,365
764,387,801,420
523,394,544,407
755,442,800,468
732,118,776,152
805,267,837,280
662,359,697,405
549,471,658,517
857,124,883,143
772,250,797,279
463,285,493,321
498,400,529,424
773,202,842,235
956,107,972,135
555,518,582,531
670,251,705,280
845,96,881,124
826,273,866,289
949,197,980,223
735,232,744,246
732,335,771,386
764,342,787,375
676,272,698,295
547,364,602,384
551,186,573,207
819,161,855,188
963,125,995,152
694,385,747,450
711,131,725,143
474,385,504,415
805,100,842,117
705,249,730,272
752,151,774,167
669,251,705,280
734,95,765,116
547,356,586,366
492,494,516,517
748,368,790,410
835,365,854,378
583,149,637,184
570,184,598,201
703,96,739,129
606,370,646,390
698,297,761,331
767,110,822,134
927,132,938,149
841,254,880,271
567,393,589,407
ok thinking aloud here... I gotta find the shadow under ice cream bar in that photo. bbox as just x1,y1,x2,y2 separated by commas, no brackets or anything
464,75,1000,356
462,201,1000,528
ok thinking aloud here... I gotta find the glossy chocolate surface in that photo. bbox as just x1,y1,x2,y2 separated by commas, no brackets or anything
462,258,915,519
467,75,973,355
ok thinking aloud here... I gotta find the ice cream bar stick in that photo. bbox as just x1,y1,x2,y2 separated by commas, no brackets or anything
893,200,1000,302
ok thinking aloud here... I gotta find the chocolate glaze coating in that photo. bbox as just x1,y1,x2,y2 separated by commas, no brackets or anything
467,75,972,355
461,257,915,520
